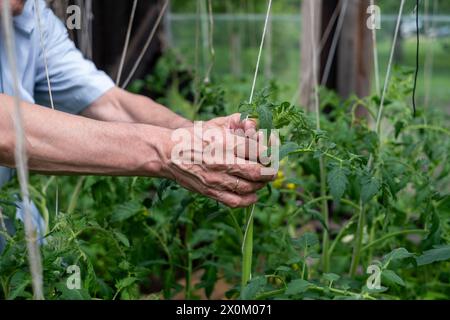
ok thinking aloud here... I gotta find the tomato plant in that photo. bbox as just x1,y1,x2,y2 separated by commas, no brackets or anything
0,55,449,300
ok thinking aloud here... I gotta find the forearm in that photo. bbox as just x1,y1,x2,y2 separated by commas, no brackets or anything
82,87,192,129
0,94,170,177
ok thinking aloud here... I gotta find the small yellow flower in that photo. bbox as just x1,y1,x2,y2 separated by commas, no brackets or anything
277,171,284,179
286,183,297,190
273,179,283,189
291,263,300,271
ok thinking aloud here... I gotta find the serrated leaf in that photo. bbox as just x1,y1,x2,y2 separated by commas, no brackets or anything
327,166,349,200
360,175,380,203
417,245,450,266
116,277,137,290
110,201,143,223
383,248,414,266
323,273,340,283
285,279,311,295
279,142,299,160
240,276,266,300
114,231,130,247
257,105,273,130
382,270,405,287
276,266,292,272
292,232,319,250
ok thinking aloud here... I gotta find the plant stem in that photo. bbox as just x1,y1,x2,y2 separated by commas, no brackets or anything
362,229,427,252
67,177,85,215
319,158,330,273
349,201,365,277
254,285,376,300
405,124,450,136
185,210,194,299
241,206,254,294
328,216,356,258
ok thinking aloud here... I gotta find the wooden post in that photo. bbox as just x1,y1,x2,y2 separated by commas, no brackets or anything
300,0,372,111
299,0,322,111
337,0,373,100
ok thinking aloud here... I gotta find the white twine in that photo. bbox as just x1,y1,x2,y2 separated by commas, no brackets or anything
242,0,273,265
321,0,349,86
375,0,405,135
116,0,139,85
33,0,55,110
121,0,169,89
1,0,44,300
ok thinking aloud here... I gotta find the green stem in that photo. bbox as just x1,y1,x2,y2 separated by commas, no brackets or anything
228,210,244,243
328,216,356,258
367,223,376,265
405,124,450,136
185,210,194,300
67,177,85,214
349,200,365,277
319,157,330,273
254,285,376,300
362,229,427,252
241,206,254,294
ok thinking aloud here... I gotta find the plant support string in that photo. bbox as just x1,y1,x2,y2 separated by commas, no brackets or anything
1,0,44,299
241,0,272,294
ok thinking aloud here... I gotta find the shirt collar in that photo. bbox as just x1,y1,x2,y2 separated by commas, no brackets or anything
13,0,35,34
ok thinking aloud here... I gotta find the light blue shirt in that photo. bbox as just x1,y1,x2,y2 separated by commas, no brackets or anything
0,0,115,187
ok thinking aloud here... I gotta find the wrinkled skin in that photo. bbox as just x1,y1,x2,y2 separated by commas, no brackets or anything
163,114,276,208
0,0,25,16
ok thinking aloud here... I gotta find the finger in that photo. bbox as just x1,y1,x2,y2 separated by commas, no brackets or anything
204,173,266,195
207,189,258,208
227,134,267,162
210,162,276,182
220,113,258,132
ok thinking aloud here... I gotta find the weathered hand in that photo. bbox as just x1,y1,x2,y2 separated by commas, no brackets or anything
160,118,274,208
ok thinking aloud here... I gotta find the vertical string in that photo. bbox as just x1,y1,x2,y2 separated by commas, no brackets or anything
33,0,55,110
116,0,138,85
412,0,420,117
375,0,406,135
1,0,44,300
370,0,381,96
321,0,349,86
121,0,169,89
241,0,273,269
248,0,272,104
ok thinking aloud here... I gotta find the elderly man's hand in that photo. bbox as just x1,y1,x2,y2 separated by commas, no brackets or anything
159,115,275,208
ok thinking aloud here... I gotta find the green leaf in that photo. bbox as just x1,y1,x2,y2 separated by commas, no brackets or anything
417,245,450,266
285,279,311,295
276,266,292,272
308,208,330,233
116,277,138,290
360,174,380,203
383,248,414,266
240,276,266,300
327,166,349,200
7,271,31,299
56,283,91,300
292,232,319,250
279,142,299,160
323,273,340,283
110,201,143,223
114,231,130,247
382,270,405,287
257,105,273,130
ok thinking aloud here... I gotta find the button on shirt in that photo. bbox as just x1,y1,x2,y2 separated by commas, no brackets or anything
0,0,115,187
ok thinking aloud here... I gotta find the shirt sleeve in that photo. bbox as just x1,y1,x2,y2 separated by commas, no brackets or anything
33,0,115,114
